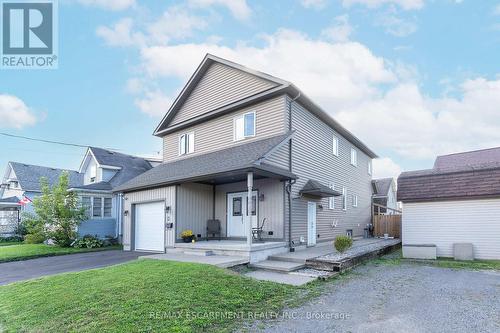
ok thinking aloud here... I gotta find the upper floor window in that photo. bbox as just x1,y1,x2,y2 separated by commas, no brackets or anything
89,165,96,183
328,182,335,209
179,132,194,155
368,161,372,175
350,148,357,166
8,180,19,189
352,194,358,207
234,112,255,141
332,135,339,156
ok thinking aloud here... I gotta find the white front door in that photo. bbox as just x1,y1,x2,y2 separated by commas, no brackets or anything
134,201,165,252
227,191,258,237
307,201,317,246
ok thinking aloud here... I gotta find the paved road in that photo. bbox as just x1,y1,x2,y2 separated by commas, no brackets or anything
0,250,146,285
245,263,500,333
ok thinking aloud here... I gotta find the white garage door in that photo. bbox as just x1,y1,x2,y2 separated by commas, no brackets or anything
135,201,165,252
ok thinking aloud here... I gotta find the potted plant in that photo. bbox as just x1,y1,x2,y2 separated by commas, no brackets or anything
181,230,195,243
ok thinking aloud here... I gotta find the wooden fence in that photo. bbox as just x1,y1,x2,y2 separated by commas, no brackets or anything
373,214,401,238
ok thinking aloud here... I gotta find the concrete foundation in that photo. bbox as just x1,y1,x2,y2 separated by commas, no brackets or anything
403,244,437,260
453,243,474,261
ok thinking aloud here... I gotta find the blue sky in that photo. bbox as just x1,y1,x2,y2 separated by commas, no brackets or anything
2,0,500,178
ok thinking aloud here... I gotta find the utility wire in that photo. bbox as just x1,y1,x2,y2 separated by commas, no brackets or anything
0,132,122,151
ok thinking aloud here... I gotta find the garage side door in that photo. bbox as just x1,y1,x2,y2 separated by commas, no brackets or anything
135,201,165,252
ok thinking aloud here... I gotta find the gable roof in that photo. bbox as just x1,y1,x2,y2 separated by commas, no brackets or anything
74,147,154,191
153,54,378,159
434,146,500,170
398,146,500,203
8,162,83,192
114,133,296,193
372,178,393,197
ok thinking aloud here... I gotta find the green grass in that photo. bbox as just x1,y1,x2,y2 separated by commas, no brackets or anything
0,244,121,263
0,259,306,332
373,249,500,270
0,241,22,247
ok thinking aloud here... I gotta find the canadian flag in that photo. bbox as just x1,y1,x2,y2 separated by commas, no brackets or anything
18,196,32,206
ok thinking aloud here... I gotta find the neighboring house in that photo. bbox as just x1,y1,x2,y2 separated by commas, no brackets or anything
115,54,377,258
0,148,155,239
372,178,398,214
398,147,500,259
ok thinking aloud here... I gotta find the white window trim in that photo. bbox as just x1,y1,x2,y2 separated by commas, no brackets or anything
328,182,335,209
178,132,195,156
233,111,256,141
332,135,339,156
342,187,347,211
82,196,112,219
352,194,358,207
368,161,372,175
350,148,358,167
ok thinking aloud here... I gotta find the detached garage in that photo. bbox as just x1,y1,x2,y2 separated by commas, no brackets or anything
398,148,500,260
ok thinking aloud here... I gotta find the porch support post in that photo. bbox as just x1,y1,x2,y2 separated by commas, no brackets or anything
247,171,253,247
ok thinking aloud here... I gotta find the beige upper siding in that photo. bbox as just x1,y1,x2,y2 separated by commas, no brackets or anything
170,62,278,126
162,95,288,163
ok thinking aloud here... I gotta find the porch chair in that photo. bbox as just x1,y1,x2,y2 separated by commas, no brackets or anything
252,218,267,242
206,219,221,241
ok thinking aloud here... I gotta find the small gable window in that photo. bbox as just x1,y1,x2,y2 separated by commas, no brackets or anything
234,112,256,141
179,132,194,156
89,165,96,183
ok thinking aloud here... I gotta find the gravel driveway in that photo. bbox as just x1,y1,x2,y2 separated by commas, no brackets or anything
247,263,500,333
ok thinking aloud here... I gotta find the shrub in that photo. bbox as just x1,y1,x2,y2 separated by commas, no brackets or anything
334,235,353,253
73,235,104,249
24,233,45,244
0,235,23,243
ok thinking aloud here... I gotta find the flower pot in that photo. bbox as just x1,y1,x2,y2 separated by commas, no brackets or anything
182,236,194,243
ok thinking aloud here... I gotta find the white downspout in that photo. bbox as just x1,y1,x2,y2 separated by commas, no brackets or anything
247,171,253,247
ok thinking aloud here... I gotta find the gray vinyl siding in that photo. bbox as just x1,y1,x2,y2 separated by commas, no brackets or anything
176,183,213,240
170,62,278,126
214,178,285,239
163,95,288,163
288,96,372,245
122,186,176,251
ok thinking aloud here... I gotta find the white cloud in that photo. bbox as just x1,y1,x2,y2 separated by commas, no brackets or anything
300,0,329,9
342,0,424,10
0,94,37,129
188,0,252,21
376,14,417,37
134,90,174,117
373,157,402,179
321,15,353,42
77,0,135,11
96,8,206,47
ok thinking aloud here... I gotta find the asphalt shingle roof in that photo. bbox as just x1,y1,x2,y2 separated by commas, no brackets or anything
9,162,83,192
372,178,393,197
114,133,295,193
434,147,500,170
299,179,341,197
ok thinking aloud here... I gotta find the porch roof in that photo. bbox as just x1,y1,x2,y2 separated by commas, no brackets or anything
114,133,297,193
299,180,342,198
0,196,20,209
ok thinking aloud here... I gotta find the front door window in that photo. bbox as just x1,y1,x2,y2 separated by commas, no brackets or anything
232,197,242,216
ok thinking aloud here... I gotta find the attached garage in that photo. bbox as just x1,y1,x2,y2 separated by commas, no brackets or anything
398,148,500,260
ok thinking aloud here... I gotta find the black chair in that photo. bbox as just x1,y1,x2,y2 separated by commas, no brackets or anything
206,219,221,241
252,218,267,242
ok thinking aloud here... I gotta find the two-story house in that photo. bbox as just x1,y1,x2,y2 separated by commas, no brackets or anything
115,54,377,261
372,178,399,214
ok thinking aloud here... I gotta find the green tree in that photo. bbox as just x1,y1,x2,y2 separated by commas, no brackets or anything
23,172,87,247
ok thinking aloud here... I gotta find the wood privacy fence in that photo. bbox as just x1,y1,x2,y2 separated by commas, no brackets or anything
373,214,401,238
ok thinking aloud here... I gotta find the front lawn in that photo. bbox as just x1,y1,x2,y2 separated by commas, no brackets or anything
0,260,302,332
0,244,121,263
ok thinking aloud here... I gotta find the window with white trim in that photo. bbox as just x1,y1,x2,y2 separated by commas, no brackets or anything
368,161,372,175
352,194,358,207
104,198,112,217
332,135,339,156
179,132,194,155
328,182,335,209
342,187,347,211
350,148,357,166
81,196,91,217
89,165,96,183
234,112,255,141
92,197,103,218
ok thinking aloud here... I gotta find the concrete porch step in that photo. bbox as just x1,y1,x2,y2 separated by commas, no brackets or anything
249,260,305,272
166,248,215,256
268,254,306,264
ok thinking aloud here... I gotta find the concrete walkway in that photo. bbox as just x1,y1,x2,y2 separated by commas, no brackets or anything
140,252,249,268
0,250,146,285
